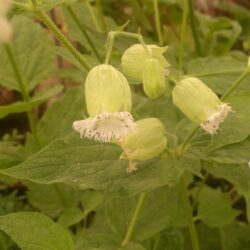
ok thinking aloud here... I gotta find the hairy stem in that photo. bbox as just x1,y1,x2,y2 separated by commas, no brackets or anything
66,6,103,62
4,45,41,148
30,0,91,71
121,193,145,246
153,0,163,45
188,0,202,56
178,0,189,70
180,176,200,250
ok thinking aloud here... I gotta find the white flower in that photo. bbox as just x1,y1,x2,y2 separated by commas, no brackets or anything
172,77,232,135
73,112,136,142
73,64,136,142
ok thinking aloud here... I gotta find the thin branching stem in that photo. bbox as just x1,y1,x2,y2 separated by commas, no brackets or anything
188,0,202,56
178,0,189,70
66,6,103,62
30,0,91,71
121,193,145,246
153,0,164,45
180,176,200,250
4,45,41,148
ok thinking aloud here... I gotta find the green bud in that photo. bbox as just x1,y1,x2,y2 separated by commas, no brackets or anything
85,64,132,117
73,64,136,142
121,44,170,81
121,118,167,172
143,58,166,99
172,77,232,134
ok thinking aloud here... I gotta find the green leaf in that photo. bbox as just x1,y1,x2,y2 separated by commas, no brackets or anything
133,94,184,133
208,136,250,164
205,162,250,222
198,14,242,55
119,242,146,250
81,190,104,215
0,16,55,92
58,207,84,227
36,86,84,146
196,222,250,250
197,185,239,227
26,182,82,217
0,85,62,119
0,134,200,196
101,186,186,242
187,56,250,95
75,186,185,249
0,142,26,169
0,212,73,250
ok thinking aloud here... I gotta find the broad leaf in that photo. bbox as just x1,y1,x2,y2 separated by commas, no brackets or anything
0,85,62,119
0,16,55,92
197,186,239,227
0,134,200,196
0,212,73,250
188,56,250,95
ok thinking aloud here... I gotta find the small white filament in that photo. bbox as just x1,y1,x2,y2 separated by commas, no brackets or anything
200,103,232,134
73,111,136,142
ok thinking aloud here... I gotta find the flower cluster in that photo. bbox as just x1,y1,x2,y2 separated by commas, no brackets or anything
73,42,232,172
122,44,170,99
0,0,13,43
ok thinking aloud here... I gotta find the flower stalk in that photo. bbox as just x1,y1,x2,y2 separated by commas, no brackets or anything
4,45,41,148
30,0,91,71
121,193,145,246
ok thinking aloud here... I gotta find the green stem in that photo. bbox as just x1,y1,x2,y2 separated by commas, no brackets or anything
66,6,102,62
121,193,145,246
30,0,91,71
96,0,107,31
221,70,249,101
178,0,189,70
192,170,209,210
104,31,149,64
4,45,41,148
180,176,200,250
86,1,102,32
188,0,202,56
153,0,163,46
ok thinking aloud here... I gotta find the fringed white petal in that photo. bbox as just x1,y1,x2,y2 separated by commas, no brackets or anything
200,104,232,134
73,112,136,142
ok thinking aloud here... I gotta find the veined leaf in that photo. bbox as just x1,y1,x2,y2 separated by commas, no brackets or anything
0,16,55,92
0,85,62,119
0,212,74,250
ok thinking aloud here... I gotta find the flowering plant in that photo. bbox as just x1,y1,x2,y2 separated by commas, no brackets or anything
0,0,250,249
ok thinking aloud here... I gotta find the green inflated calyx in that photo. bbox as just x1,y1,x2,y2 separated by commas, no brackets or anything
172,77,232,135
85,64,132,117
121,44,170,81
73,64,136,143
120,118,167,172
143,58,166,99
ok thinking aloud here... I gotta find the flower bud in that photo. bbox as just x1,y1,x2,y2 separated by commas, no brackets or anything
142,58,166,99
73,64,136,142
121,44,170,81
0,16,12,43
172,77,232,134
121,118,167,172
